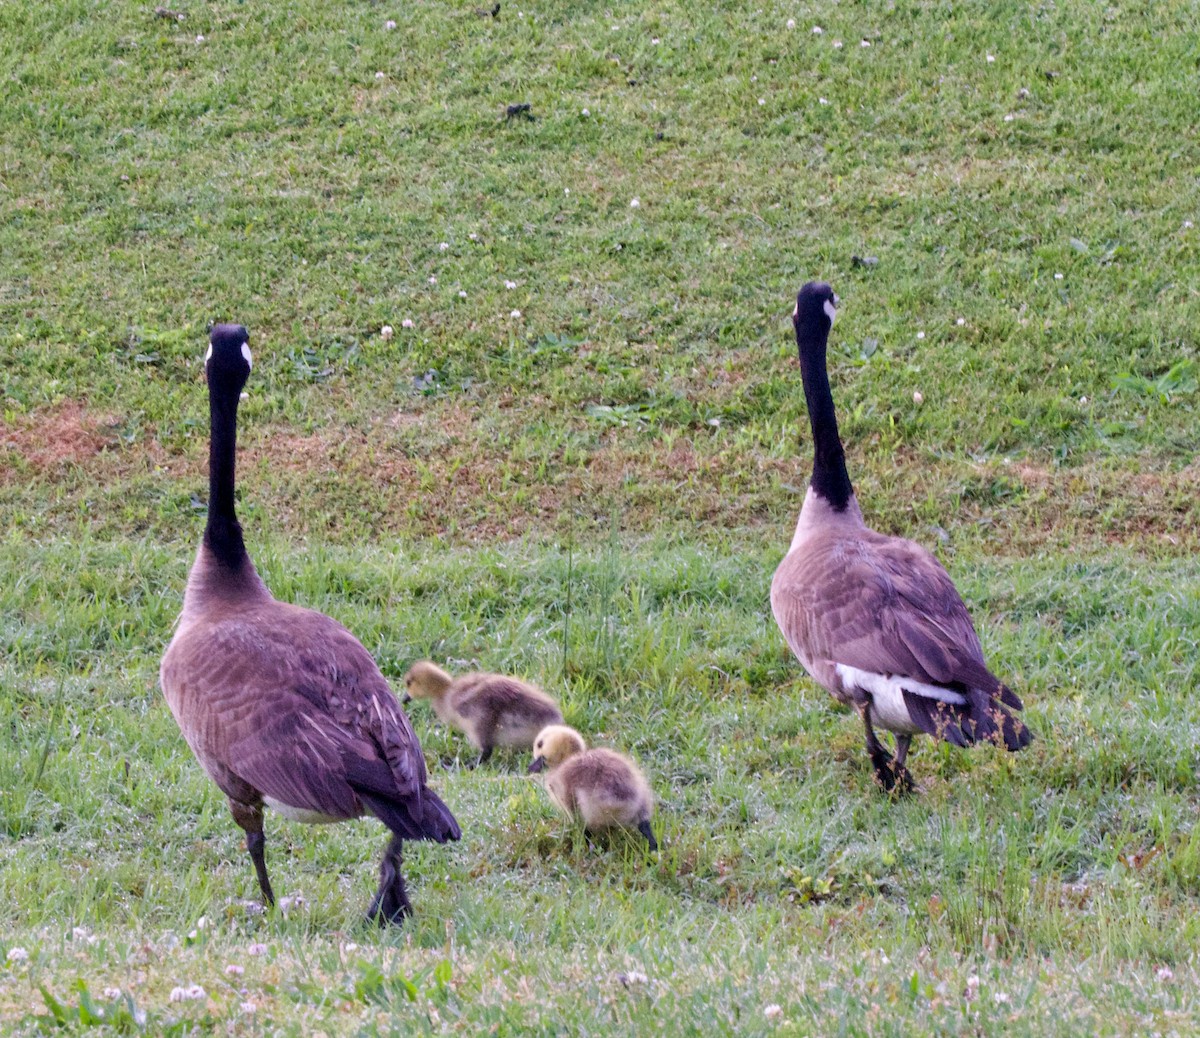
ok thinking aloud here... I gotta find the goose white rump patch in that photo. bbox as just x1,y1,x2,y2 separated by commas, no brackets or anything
835,664,965,732
263,797,341,824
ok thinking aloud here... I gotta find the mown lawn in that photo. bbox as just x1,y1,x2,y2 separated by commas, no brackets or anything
2,0,1199,1034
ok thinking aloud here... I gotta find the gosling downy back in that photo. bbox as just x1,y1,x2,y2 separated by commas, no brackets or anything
404,661,563,764
528,725,657,850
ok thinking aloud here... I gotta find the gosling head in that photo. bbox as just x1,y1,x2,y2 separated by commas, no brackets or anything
401,660,453,705
528,724,586,774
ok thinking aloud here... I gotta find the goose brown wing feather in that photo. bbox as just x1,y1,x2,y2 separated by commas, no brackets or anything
162,603,427,818
773,530,996,691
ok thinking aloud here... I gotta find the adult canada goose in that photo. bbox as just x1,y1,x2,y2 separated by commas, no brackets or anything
770,283,1032,793
160,324,460,924
528,725,657,850
402,660,564,765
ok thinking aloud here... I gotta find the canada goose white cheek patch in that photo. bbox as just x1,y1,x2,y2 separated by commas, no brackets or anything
823,299,837,324
241,343,253,369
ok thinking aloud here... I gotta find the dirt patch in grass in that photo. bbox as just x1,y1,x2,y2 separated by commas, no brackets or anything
0,400,115,475
4,397,1198,554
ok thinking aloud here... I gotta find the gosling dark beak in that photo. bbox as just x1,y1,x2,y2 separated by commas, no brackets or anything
528,756,546,774
402,693,412,705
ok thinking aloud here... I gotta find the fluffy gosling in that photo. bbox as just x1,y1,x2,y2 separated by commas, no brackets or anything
403,660,564,765
527,725,657,851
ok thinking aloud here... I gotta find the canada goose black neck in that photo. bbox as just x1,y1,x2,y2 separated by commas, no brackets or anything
794,282,854,513
199,324,260,587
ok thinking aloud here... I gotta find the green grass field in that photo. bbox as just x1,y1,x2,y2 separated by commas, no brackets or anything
2,0,1199,1033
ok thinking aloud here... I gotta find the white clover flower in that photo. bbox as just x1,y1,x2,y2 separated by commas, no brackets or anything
401,318,415,328
1003,113,1015,122
469,232,479,240
916,331,926,340
6,948,29,963
195,35,205,44
757,98,765,106
651,37,661,44
439,242,449,251
1157,966,1175,982
385,19,397,30
248,943,268,957
860,39,871,47
811,25,823,34
1054,272,1064,280
375,71,385,80
278,894,306,914
458,290,467,298
986,54,996,63
956,317,966,326
428,275,438,284
819,97,829,105
764,1004,784,1020
380,325,394,340
225,964,244,976
833,39,843,48
510,309,522,319
103,987,121,1000
505,280,517,289
913,390,924,405
581,108,590,116
240,1002,257,1014
786,19,795,29
1184,220,1195,230
169,985,206,1003
630,197,640,208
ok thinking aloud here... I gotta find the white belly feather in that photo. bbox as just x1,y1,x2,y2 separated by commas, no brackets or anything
263,797,343,824
834,664,966,733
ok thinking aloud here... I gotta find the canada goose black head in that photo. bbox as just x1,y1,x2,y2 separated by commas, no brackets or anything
205,323,253,396
528,724,586,773
792,281,838,342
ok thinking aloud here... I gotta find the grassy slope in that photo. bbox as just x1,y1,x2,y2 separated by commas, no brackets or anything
2,0,1200,1033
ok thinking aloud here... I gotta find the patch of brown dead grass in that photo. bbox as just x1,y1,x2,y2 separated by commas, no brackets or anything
0,400,114,474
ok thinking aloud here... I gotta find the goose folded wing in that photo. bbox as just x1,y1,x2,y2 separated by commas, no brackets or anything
226,707,366,819
190,616,429,814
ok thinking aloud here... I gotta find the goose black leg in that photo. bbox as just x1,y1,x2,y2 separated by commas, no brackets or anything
637,820,658,852
230,800,275,906
859,704,914,795
476,744,493,767
366,833,412,926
